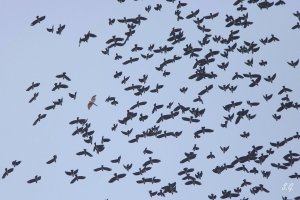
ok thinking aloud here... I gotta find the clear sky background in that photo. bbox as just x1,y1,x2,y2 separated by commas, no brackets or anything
1,0,300,199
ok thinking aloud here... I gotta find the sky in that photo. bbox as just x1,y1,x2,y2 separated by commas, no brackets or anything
1,0,300,199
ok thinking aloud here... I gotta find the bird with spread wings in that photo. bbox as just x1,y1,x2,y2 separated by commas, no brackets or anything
88,95,97,109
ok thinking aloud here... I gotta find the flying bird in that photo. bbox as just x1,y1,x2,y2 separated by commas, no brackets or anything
88,95,97,109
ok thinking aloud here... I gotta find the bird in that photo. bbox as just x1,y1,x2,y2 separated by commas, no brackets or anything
88,95,97,109
70,174,86,184
2,168,14,179
46,155,57,164
56,72,71,81
108,173,126,183
27,175,41,183
123,164,132,171
76,149,93,157
65,169,78,177
26,82,40,91
29,92,39,103
287,59,299,68
12,160,21,168
33,114,47,126
94,165,112,172
69,92,77,100
30,16,46,26
111,156,121,164
56,24,66,35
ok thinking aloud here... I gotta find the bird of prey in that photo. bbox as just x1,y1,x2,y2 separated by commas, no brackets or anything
88,95,97,109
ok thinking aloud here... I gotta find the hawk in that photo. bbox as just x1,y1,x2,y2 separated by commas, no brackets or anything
88,95,98,109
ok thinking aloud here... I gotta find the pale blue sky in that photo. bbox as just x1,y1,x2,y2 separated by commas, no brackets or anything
1,0,300,199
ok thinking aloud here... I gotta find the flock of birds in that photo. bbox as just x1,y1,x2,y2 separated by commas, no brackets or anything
3,0,300,199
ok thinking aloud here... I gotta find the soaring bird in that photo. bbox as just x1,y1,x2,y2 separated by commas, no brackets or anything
88,95,97,109
30,16,46,26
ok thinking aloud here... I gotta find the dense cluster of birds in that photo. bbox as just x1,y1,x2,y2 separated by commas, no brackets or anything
3,0,300,199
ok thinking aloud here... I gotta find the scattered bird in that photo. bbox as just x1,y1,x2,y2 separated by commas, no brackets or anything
88,95,97,109
30,16,46,26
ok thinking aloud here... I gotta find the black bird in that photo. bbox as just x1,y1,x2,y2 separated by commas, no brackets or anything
186,9,200,19
121,76,130,84
69,117,87,125
259,60,268,66
185,179,201,186
141,53,153,60
289,172,300,179
27,175,41,183
240,179,252,187
121,128,133,137
154,4,162,11
46,25,54,33
69,92,77,100
29,92,39,103
52,82,68,91
111,156,121,164
273,114,281,121
70,174,86,184
123,164,132,171
131,44,143,52
133,166,152,176
198,84,213,95
220,146,230,153
76,149,93,157
56,24,65,35
108,18,115,25
264,73,276,83
33,114,47,126
2,168,14,179
130,101,147,110
240,131,250,138
287,59,299,68
180,152,197,163
177,1,187,9
12,160,21,168
271,163,287,169
123,57,139,65
149,190,157,197
65,169,78,177
261,170,271,179
150,84,164,93
257,0,274,9
180,87,188,94
292,22,300,30
108,173,126,183
143,157,161,167
143,147,153,154
94,165,112,172
145,5,151,13
114,71,122,79
208,194,217,200
263,94,273,101
56,72,71,81
278,86,293,95
46,155,57,164
26,82,40,91
30,16,46,26
207,152,215,159
111,123,118,131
